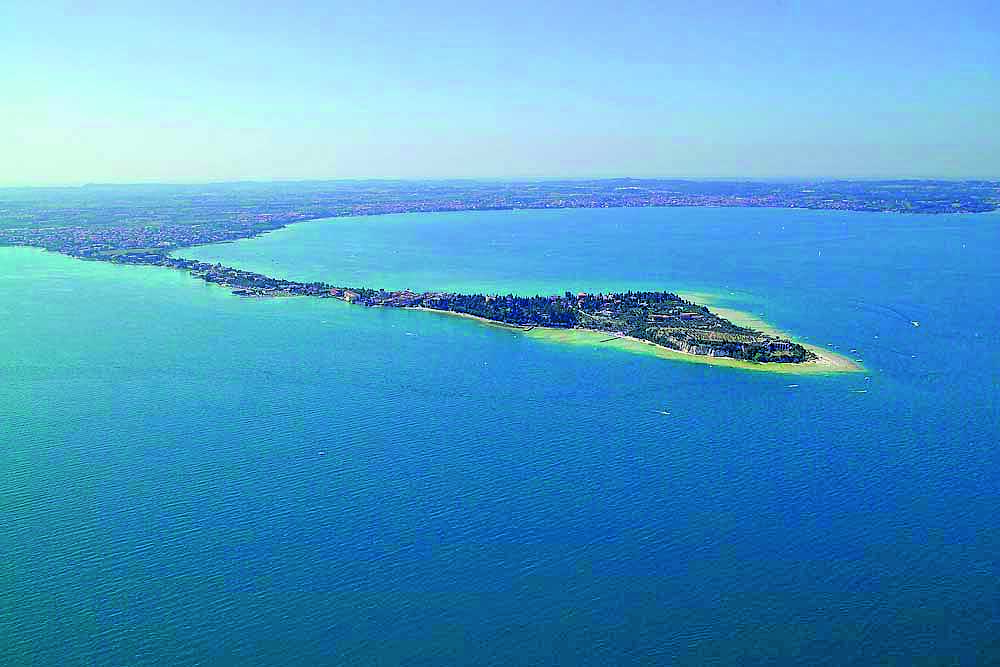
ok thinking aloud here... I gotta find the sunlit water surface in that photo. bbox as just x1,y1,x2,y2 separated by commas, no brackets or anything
3,207,999,664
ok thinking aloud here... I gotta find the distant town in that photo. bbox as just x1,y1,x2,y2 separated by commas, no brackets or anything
0,179,996,259
1,178,995,364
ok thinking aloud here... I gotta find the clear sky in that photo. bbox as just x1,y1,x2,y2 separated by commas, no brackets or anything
2,0,998,185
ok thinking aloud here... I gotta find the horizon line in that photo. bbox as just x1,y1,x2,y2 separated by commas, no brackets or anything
2,175,999,190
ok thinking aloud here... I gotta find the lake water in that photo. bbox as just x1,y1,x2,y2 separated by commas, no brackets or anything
3,206,999,664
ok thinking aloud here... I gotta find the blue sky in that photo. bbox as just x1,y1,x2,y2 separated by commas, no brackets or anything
2,0,998,184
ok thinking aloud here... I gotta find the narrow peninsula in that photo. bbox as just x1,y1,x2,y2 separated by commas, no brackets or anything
109,252,817,364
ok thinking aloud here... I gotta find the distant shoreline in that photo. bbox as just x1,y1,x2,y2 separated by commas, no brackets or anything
3,179,998,263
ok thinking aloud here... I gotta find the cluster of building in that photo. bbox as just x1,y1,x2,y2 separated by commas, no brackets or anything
0,220,292,258
1,179,996,261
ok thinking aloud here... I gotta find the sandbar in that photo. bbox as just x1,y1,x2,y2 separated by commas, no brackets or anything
410,302,862,374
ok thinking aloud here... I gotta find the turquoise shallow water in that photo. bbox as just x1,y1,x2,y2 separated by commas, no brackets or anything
3,207,1000,664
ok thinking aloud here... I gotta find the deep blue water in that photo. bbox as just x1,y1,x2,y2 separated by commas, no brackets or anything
3,207,999,665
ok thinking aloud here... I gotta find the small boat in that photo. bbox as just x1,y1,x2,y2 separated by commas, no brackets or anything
656,410,671,416
787,384,799,388
911,321,920,327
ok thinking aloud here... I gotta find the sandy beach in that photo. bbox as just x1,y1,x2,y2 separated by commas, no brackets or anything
409,303,862,374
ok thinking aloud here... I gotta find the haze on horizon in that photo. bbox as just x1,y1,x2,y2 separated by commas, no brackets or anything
2,0,998,186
